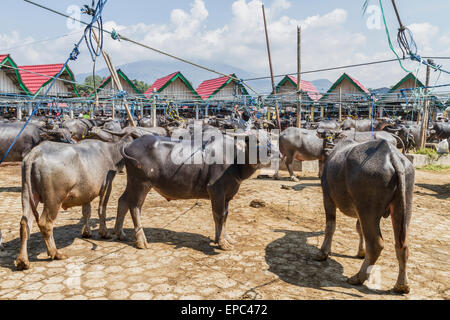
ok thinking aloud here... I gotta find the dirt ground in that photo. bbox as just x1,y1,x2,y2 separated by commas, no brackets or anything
0,163,448,300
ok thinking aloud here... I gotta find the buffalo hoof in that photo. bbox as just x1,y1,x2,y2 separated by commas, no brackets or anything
218,239,234,251
313,251,329,261
273,175,280,180
115,230,128,241
99,229,112,240
136,238,148,250
290,176,300,182
81,229,92,239
54,251,68,260
347,274,364,286
393,283,410,294
15,257,30,271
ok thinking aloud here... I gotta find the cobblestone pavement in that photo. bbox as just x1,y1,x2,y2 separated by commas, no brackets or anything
0,164,449,300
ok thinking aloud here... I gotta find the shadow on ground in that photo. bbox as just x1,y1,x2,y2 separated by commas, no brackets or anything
415,183,449,199
265,229,395,297
0,187,21,193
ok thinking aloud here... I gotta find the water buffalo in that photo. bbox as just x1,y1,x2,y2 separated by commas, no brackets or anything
317,120,340,131
114,130,270,251
88,126,168,143
62,118,98,141
0,122,74,163
429,122,450,141
337,129,405,153
15,137,133,270
316,139,414,293
341,119,392,132
274,127,326,182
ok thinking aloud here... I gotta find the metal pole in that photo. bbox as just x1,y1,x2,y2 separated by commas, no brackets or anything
262,4,281,131
296,26,302,128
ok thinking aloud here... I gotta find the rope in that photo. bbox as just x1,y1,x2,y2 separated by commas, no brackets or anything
0,0,108,165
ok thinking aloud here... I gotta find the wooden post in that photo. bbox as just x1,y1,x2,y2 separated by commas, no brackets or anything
419,60,432,149
338,87,342,122
152,88,157,127
310,106,315,122
262,4,281,131
92,31,135,126
296,26,302,128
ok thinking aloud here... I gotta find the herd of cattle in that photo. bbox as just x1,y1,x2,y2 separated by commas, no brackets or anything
0,113,449,295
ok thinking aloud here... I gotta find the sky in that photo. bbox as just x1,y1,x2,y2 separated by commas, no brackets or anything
1,0,450,92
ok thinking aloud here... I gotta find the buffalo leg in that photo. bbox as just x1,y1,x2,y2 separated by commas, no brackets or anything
98,174,115,239
318,159,324,178
348,215,384,286
286,154,299,182
209,189,233,250
391,207,410,294
81,203,92,238
38,204,67,261
273,155,285,180
115,181,150,248
315,192,336,261
356,219,365,258
16,178,39,270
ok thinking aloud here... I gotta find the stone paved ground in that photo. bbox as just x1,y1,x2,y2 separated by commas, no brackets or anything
0,164,448,300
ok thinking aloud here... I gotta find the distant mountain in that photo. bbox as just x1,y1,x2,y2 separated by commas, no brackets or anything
370,87,390,96
77,59,262,90
311,79,333,93
76,60,333,95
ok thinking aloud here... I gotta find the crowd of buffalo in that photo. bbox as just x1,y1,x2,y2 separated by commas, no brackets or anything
0,112,449,295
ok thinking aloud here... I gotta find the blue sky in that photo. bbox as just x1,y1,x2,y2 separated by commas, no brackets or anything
2,0,449,90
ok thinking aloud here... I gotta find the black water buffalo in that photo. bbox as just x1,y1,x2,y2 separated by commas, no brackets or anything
429,122,450,141
114,130,270,251
275,127,326,181
0,122,74,163
15,137,133,270
316,139,414,293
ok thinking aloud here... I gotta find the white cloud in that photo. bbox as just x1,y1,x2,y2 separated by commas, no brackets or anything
1,0,448,90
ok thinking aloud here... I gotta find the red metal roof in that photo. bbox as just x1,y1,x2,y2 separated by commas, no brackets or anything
18,64,66,95
196,75,231,101
346,74,371,95
286,76,322,101
145,72,179,96
0,54,8,64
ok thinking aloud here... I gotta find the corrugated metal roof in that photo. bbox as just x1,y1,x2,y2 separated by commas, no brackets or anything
18,64,66,95
0,54,8,64
145,72,179,95
196,75,230,101
286,76,322,101
346,74,371,95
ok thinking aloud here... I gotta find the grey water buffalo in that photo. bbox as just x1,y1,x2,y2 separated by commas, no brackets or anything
0,122,74,163
88,126,168,143
341,119,392,132
316,139,414,293
15,137,133,270
114,130,270,251
317,120,340,131
275,127,326,181
337,129,405,153
62,118,98,141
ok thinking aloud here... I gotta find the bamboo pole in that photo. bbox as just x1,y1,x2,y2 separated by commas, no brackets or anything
262,4,281,131
296,26,302,128
419,60,432,149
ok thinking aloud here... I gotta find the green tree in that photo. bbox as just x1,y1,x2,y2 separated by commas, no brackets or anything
76,75,105,96
132,79,150,94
